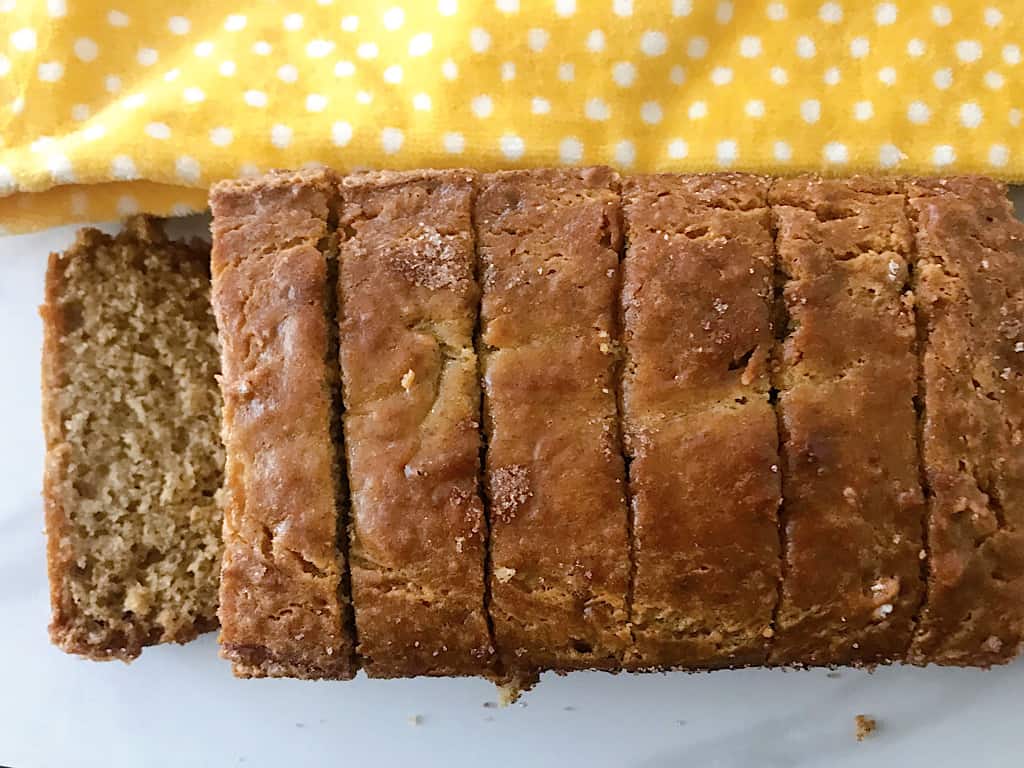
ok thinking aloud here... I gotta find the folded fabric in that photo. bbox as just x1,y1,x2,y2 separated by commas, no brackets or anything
0,0,1021,233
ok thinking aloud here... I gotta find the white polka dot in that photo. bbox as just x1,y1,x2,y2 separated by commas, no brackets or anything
137,47,158,66
145,122,171,140
641,101,663,124
956,40,982,63
907,101,930,124
470,27,491,52
501,62,515,80
164,68,180,82
669,66,685,85
960,102,983,128
585,98,610,120
307,40,334,58
559,137,584,164
175,155,200,182
984,70,1004,89
796,36,816,59
71,103,90,121
688,101,708,119
907,38,925,57
74,37,99,62
667,138,689,159
183,86,205,103
81,123,105,141
641,30,667,57
443,132,465,153
528,28,549,52
270,124,292,149
933,67,953,89
496,0,519,12
336,60,355,77
850,37,869,58
441,59,458,79
739,36,761,58
819,2,842,23
277,64,298,83
169,203,197,217
117,195,139,216
105,75,121,93
745,99,765,118
413,92,431,110
614,140,636,166
381,127,404,154
984,7,1002,26
437,0,457,16
673,0,693,15
10,27,36,51
409,33,433,56
931,5,952,25
168,16,190,35
716,140,738,166
38,61,63,82
710,67,732,85
219,60,236,76
239,163,261,177
119,92,144,110
107,10,129,27
558,63,574,81
532,97,550,114
253,41,272,55
766,2,787,21
878,66,897,85
306,93,328,112
875,3,897,25
613,0,633,16
800,99,821,123
612,61,636,87
1009,108,1021,127
854,100,874,120
687,36,709,58
1003,44,1020,65
382,7,404,29
383,64,403,83
210,126,233,146
244,90,268,108
556,0,576,16
332,121,353,146
500,134,525,160
989,144,1009,167
284,13,303,30
341,15,359,31
225,14,246,31
932,145,955,166
357,42,378,59
472,94,493,117
823,67,840,85
879,143,902,167
47,0,66,17
194,41,214,57
770,66,788,85
823,142,848,164
586,30,605,52
111,155,138,180
716,1,733,23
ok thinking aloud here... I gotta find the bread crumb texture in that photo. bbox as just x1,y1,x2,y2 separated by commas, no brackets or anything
42,216,223,660
855,714,878,741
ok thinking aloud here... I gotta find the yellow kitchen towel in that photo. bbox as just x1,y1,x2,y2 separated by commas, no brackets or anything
0,0,1021,233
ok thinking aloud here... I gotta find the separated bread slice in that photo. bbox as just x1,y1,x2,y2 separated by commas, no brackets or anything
41,216,223,661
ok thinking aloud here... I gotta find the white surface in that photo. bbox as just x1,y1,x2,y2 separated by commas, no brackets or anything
2,200,1023,768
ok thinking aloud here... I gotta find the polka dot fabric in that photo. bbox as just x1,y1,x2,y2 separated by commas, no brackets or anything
0,0,1021,232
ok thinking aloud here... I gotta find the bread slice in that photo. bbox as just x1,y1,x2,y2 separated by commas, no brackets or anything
210,169,356,679
41,216,223,661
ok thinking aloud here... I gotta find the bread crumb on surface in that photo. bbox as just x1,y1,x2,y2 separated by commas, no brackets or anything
855,714,877,741
400,368,416,391
408,714,423,726
494,566,517,583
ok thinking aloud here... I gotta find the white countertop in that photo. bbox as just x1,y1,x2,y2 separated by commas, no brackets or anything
2,202,1022,768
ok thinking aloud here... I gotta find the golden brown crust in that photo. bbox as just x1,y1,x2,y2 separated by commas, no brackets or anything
620,174,782,669
768,176,925,666
337,170,494,677
476,167,631,675
906,176,1024,665
41,217,220,661
210,169,355,679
